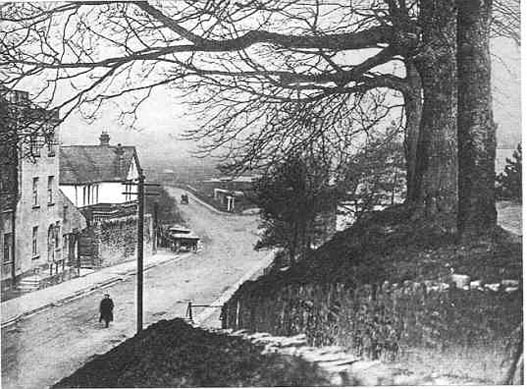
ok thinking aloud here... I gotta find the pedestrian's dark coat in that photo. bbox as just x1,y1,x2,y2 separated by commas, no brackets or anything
99,296,114,323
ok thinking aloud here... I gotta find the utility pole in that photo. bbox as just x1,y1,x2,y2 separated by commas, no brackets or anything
122,174,159,334
137,171,145,333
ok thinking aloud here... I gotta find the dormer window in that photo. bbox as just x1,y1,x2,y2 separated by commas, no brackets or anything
30,134,41,157
46,130,56,157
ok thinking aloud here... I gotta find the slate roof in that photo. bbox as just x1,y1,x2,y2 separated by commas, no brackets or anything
60,145,140,185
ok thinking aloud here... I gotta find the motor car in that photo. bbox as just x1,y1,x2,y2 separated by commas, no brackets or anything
167,224,199,252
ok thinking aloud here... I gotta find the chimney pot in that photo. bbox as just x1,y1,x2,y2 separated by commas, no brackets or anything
99,131,110,146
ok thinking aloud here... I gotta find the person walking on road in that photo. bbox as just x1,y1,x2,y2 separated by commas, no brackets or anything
99,293,114,328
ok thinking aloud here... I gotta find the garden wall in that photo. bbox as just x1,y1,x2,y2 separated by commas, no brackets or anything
222,280,522,382
79,214,153,267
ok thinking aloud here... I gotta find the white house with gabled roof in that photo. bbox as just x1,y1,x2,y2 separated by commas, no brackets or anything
59,132,141,220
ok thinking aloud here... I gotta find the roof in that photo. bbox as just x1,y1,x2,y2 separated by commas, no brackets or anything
60,145,140,185
170,233,199,240
168,224,191,233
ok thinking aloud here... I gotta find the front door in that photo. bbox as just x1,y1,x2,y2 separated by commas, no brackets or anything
48,225,55,265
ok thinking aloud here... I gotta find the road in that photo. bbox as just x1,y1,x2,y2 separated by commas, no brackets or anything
496,201,522,236
1,187,270,389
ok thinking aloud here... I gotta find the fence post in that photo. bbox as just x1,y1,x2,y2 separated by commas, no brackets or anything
235,299,241,329
186,301,193,322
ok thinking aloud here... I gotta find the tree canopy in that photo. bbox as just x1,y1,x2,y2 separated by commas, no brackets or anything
0,0,520,236
253,152,337,263
497,144,522,202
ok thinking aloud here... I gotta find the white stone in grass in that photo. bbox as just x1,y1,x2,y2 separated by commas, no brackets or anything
470,280,482,289
451,274,471,289
426,285,440,292
502,279,519,287
505,286,519,293
439,282,450,291
485,283,501,292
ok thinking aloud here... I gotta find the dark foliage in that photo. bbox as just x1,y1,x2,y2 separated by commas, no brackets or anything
144,185,184,225
497,143,522,201
253,154,337,264
238,205,522,291
53,319,329,388
337,130,406,224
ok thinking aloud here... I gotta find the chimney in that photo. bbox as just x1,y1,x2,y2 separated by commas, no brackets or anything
99,131,110,146
115,143,125,176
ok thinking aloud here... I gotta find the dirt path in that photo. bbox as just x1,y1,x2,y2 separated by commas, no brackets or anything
1,187,270,389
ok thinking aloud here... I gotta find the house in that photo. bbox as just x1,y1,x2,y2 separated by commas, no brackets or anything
59,131,141,222
196,175,259,212
59,133,152,268
0,89,87,293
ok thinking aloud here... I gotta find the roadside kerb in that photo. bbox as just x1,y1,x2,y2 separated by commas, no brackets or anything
1,252,188,328
195,250,275,326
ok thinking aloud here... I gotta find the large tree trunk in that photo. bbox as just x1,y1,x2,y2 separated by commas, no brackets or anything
403,60,422,203
413,0,458,233
457,0,497,236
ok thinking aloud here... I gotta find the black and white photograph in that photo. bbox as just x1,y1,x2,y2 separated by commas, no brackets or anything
0,0,522,387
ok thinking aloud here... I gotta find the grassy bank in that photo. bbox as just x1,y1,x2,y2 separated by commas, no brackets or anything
54,319,329,388
222,205,522,382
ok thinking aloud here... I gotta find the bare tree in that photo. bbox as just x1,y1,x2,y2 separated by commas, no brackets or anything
0,0,519,236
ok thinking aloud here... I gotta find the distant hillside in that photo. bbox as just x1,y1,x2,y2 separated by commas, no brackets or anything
142,156,220,185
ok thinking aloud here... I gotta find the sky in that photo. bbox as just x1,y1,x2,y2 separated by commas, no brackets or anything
58,35,522,170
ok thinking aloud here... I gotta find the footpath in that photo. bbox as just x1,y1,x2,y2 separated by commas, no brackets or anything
1,251,185,328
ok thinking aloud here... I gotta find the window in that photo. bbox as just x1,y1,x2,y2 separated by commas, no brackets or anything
3,233,13,264
32,177,39,206
32,227,39,257
48,176,54,204
46,130,56,157
30,134,41,157
82,186,87,206
95,185,99,203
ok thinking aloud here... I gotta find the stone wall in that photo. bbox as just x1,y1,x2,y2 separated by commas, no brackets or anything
217,329,510,386
79,214,153,268
222,279,522,383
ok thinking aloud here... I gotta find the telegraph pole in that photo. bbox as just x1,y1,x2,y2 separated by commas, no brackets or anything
122,173,159,334
137,171,145,333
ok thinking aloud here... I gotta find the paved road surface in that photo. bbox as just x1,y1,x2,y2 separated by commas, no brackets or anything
1,187,269,389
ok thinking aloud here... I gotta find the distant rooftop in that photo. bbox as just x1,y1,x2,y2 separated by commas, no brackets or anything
60,132,140,185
